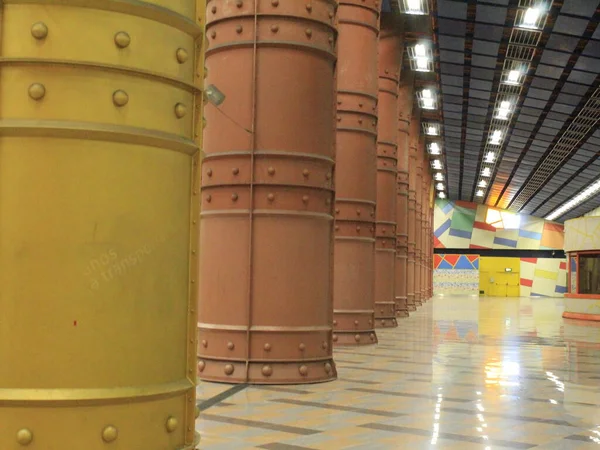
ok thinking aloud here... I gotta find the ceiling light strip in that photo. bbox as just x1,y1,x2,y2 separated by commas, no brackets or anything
546,178,600,221
472,1,547,203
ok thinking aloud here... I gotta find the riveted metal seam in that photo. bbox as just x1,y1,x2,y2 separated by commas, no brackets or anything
201,183,335,191
336,198,377,205
336,126,378,137
378,87,398,96
337,109,377,119
203,150,334,163
0,120,198,154
3,0,202,36
0,379,194,405
0,58,199,92
200,210,333,219
338,19,378,33
208,13,338,30
198,323,332,332
199,356,333,363
334,237,376,242
337,89,379,101
206,41,336,61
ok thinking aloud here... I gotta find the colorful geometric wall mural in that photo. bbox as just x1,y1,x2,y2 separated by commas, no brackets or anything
564,216,600,252
433,254,480,295
434,254,566,297
520,258,567,298
584,206,600,217
434,199,564,250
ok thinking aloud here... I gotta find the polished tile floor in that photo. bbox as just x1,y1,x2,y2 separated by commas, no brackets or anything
196,296,600,449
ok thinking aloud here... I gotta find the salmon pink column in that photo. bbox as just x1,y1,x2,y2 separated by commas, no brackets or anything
374,27,403,328
420,167,430,301
414,137,423,307
395,73,414,318
407,109,420,312
198,0,339,384
427,183,434,298
333,0,380,346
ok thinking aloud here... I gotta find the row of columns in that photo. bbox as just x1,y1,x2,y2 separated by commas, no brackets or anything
197,2,434,385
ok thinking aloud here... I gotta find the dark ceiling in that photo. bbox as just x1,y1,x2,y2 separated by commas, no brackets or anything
391,0,600,222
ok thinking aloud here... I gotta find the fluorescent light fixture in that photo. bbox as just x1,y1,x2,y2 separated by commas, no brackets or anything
402,0,427,15
429,142,441,155
415,44,426,57
482,167,491,177
521,7,541,28
506,70,521,85
432,159,443,170
426,125,438,136
409,43,432,72
490,130,502,145
434,173,444,181
496,100,511,120
438,192,446,199
485,152,495,163
546,179,600,221
419,89,436,110
478,180,487,188
497,110,509,120
476,190,484,197
436,183,445,191
416,57,429,71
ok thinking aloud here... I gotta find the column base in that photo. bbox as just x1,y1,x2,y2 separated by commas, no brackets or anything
396,309,409,318
407,294,416,311
197,359,337,385
184,433,201,450
374,301,398,328
375,317,398,328
333,330,378,346
394,296,408,315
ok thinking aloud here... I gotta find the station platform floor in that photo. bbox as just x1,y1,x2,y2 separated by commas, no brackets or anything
196,296,600,449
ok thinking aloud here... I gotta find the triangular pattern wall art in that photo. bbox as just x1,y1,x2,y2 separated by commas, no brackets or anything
434,199,564,250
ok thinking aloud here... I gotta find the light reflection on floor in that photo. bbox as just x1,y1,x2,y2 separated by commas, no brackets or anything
196,296,600,449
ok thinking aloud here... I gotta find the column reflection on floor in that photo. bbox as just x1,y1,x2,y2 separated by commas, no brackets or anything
196,296,600,449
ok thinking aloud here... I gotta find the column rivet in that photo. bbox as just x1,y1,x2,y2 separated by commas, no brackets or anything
102,426,118,443
31,22,48,39
114,31,130,48
16,429,33,446
28,83,46,101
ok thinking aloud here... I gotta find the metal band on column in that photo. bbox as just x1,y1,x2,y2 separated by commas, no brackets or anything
420,168,430,301
407,108,420,312
333,0,380,346
374,25,403,329
395,71,414,318
1,1,203,447
414,136,424,307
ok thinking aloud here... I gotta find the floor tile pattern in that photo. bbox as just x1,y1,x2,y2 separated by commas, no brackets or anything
196,296,600,449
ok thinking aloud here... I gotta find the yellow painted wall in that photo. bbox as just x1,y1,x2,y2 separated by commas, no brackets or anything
479,257,520,297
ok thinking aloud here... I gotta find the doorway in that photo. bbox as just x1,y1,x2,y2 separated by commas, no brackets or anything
479,257,520,297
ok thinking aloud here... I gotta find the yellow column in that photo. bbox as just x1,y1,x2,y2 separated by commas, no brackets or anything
0,1,204,448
